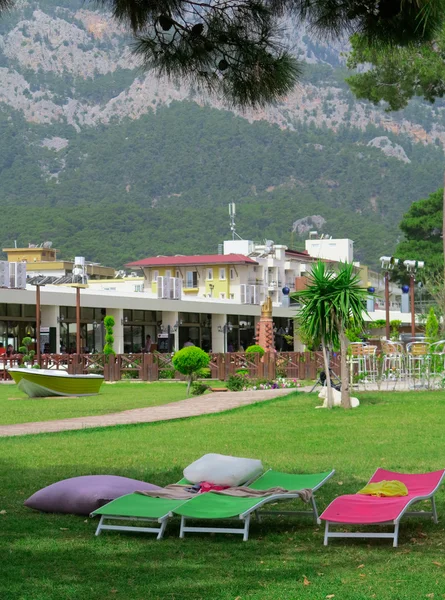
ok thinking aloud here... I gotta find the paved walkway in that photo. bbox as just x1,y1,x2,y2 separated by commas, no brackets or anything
0,388,294,438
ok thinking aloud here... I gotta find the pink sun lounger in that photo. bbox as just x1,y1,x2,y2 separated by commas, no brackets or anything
319,468,445,547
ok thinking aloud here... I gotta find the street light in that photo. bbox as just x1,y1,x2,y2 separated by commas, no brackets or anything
403,260,425,340
218,322,233,353
380,256,399,340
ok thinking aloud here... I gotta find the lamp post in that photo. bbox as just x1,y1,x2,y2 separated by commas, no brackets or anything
29,282,45,365
403,260,425,340
72,284,88,355
380,256,399,340
218,322,233,353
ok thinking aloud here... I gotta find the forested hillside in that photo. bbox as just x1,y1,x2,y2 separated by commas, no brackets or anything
0,1,443,269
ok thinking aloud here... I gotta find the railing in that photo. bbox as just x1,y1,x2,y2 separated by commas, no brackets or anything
0,352,341,383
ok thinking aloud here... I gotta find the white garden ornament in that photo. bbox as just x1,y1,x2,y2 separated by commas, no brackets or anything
316,387,360,408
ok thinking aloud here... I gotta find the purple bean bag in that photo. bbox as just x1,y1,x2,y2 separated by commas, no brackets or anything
24,475,163,516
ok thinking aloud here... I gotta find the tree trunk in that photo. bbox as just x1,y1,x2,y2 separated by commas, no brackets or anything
321,339,334,409
443,174,445,325
339,328,352,409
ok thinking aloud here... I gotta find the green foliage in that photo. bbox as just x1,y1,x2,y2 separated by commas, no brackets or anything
190,382,210,396
226,373,249,391
394,189,443,280
172,346,210,393
159,368,177,379
196,367,211,379
347,25,445,112
369,319,386,329
0,101,443,272
103,316,115,328
426,307,440,342
390,319,402,340
18,336,35,365
172,347,210,376
245,345,265,357
103,315,115,356
294,261,368,351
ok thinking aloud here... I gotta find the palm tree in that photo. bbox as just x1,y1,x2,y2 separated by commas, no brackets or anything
294,261,368,409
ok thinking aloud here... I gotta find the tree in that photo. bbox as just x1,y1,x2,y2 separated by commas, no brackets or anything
294,261,368,409
2,0,441,107
394,189,443,281
347,29,445,314
172,346,210,394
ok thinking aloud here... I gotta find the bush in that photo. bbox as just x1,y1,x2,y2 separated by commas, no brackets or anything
227,373,249,391
245,344,265,357
191,382,210,396
103,315,115,355
196,367,211,379
159,368,177,379
172,347,210,394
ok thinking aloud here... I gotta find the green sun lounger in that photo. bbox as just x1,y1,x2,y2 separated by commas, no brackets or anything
92,494,188,540
177,470,335,540
91,469,335,540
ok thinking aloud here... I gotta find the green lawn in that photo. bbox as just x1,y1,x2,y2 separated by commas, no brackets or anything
0,381,188,425
1,390,445,599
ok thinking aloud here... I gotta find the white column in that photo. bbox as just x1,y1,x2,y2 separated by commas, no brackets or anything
41,305,59,353
105,308,124,354
212,314,227,353
162,310,179,351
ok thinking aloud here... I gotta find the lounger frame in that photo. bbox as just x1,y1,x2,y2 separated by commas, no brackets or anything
94,512,173,540
179,470,335,541
320,469,445,547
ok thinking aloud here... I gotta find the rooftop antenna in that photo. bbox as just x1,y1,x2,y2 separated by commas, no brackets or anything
229,202,236,240
228,202,243,240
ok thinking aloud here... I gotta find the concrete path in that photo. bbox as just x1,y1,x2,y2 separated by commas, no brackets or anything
0,388,294,438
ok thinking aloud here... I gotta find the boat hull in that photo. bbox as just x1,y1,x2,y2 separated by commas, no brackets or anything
8,369,104,398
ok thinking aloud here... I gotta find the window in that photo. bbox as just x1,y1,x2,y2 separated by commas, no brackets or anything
175,270,180,279
153,270,159,282
207,268,213,280
165,270,171,278
229,268,235,280
219,268,226,280
186,271,198,288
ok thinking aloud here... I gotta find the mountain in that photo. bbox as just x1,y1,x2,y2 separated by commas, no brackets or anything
0,1,443,269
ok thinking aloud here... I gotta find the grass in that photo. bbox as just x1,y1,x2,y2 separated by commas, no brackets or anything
1,390,445,599
0,381,188,425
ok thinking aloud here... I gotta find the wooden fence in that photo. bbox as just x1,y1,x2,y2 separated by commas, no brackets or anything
0,351,341,382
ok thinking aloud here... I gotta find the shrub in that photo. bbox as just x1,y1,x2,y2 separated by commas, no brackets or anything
425,308,439,342
172,347,210,394
18,336,35,366
245,344,265,357
196,367,211,379
226,373,249,391
159,368,177,379
103,315,115,356
369,319,386,330
191,382,210,396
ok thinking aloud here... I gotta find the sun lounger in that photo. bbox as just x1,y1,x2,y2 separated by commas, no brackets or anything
92,494,188,540
176,469,334,540
319,468,445,547
91,469,335,540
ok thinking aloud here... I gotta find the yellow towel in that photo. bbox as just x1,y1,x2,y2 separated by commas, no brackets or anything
357,480,408,497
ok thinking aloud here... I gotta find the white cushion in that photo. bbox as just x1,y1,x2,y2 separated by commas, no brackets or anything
183,453,263,486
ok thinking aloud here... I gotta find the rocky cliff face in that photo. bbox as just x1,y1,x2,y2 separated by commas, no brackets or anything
1,2,443,154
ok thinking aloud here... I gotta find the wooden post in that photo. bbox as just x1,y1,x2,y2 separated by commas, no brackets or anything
385,271,390,341
35,285,41,366
76,286,81,355
410,273,416,340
